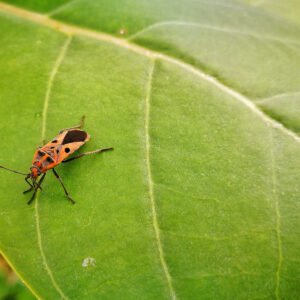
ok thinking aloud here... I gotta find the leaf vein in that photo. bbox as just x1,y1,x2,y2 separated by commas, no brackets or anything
47,0,81,17
256,91,300,104
128,21,300,46
42,35,72,143
270,129,283,300
144,59,176,300
35,35,72,300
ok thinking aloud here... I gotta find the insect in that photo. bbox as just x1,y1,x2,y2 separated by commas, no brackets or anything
0,116,113,205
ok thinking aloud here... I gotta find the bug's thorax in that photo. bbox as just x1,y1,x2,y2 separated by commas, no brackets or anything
32,147,57,175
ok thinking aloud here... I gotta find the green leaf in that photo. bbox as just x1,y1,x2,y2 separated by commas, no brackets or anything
0,1,299,299
237,0,300,26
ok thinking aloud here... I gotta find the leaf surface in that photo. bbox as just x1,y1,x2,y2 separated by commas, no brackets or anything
0,1,299,299
238,0,300,26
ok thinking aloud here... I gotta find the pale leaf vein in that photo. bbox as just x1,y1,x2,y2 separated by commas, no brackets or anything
36,35,72,300
270,129,283,300
128,21,300,46
144,59,176,300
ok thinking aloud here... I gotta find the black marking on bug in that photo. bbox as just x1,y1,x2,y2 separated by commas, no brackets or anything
62,130,87,145
46,156,54,163
38,150,45,157
65,147,70,153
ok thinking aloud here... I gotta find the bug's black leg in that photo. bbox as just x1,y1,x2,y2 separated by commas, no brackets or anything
23,176,33,194
27,173,46,205
24,176,42,194
62,147,113,163
23,188,33,194
52,168,75,204
59,115,85,133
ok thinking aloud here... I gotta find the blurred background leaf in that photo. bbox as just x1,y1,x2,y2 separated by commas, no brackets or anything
0,255,35,300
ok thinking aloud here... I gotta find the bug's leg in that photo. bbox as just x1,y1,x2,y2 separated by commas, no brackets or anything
27,173,46,205
23,187,33,194
59,116,85,133
23,176,33,194
24,176,42,194
62,147,113,163
78,115,85,129
52,168,75,204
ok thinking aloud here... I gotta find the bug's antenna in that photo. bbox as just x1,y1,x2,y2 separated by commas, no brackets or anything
0,166,29,176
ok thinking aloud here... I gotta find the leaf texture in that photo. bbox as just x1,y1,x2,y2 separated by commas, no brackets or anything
0,1,299,299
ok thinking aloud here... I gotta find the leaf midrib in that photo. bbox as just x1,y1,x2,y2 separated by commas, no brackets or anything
0,2,298,143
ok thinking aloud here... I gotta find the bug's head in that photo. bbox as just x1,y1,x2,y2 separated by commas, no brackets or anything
30,166,41,180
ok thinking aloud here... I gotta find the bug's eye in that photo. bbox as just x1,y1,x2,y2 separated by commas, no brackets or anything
65,147,70,153
52,140,58,143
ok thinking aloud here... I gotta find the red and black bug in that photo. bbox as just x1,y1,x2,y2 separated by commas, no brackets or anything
0,116,113,204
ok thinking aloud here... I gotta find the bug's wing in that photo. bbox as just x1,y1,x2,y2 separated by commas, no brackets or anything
43,130,69,148
55,129,90,163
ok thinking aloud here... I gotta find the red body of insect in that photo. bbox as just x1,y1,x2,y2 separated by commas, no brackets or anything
0,117,113,204
31,128,90,178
